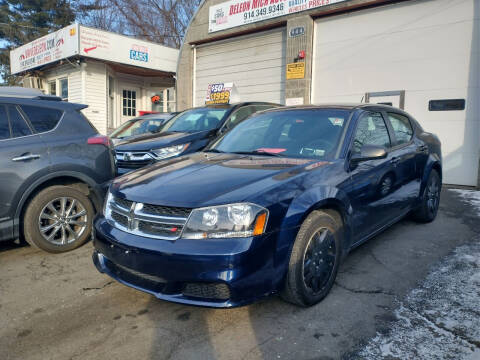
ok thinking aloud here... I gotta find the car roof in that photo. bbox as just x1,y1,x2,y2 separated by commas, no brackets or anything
191,102,281,110
264,103,410,113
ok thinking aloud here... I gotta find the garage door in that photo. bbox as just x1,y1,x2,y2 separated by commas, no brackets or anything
194,29,286,106
311,0,479,186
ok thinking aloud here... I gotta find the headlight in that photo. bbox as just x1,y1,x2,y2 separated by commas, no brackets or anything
103,190,114,220
182,203,268,239
151,143,190,160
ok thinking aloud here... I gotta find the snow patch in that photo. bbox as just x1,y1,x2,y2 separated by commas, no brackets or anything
449,189,480,216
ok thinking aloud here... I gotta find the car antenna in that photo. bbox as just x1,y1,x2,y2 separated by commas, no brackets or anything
360,95,365,103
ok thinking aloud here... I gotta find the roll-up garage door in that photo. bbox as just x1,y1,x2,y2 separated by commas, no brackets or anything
194,29,286,106
311,0,479,186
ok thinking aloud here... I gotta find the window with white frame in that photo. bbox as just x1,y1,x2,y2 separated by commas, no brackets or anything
122,90,137,117
48,81,56,96
59,78,68,100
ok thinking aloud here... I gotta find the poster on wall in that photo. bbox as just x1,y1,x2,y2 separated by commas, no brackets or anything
209,0,347,33
10,24,79,74
205,83,234,104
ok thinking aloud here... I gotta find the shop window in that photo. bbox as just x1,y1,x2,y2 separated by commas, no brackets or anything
122,90,137,117
21,105,63,133
428,99,465,111
167,88,176,112
60,78,68,100
49,81,56,96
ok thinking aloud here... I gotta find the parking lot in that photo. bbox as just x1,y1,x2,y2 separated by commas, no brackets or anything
1,189,479,360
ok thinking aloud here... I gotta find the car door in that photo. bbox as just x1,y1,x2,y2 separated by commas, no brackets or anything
0,104,50,240
345,111,397,243
384,111,421,210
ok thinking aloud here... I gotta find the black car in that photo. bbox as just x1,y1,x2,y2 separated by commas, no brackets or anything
109,112,178,145
93,104,441,307
114,102,279,174
0,87,115,253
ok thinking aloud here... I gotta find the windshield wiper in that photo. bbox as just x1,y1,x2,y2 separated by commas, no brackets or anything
233,150,283,157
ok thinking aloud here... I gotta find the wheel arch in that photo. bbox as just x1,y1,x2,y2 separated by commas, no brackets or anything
13,171,104,239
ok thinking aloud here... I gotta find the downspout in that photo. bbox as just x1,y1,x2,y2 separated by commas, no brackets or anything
192,45,197,107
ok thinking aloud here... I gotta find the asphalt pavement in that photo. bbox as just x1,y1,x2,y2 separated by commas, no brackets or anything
1,188,479,360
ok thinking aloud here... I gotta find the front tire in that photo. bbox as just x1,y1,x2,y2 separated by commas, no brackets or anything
23,185,94,253
281,210,342,307
412,169,441,223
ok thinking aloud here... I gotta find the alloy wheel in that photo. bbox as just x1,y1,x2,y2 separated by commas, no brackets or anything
302,228,336,294
38,197,88,245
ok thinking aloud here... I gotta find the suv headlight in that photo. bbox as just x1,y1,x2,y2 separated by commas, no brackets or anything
151,143,190,160
182,203,268,239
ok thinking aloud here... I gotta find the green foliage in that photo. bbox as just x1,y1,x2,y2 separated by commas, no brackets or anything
0,0,75,85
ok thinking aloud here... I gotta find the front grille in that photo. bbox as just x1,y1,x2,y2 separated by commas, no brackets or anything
142,204,191,218
183,283,231,300
107,196,191,240
116,151,155,169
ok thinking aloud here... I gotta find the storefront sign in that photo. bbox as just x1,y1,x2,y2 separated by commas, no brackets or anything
209,0,347,33
10,24,79,74
286,62,305,79
10,24,179,75
205,83,234,104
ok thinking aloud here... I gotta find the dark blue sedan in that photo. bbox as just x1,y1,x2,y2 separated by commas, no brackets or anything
93,104,442,307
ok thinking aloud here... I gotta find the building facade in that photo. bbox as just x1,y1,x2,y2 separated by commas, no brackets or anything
177,0,480,187
11,24,179,135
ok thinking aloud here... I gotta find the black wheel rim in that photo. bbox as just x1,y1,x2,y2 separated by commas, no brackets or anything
426,176,440,215
302,228,336,294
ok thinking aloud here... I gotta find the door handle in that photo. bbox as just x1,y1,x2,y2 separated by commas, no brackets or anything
417,145,428,152
390,157,400,165
12,154,41,162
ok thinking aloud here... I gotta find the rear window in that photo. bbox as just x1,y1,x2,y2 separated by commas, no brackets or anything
21,105,63,133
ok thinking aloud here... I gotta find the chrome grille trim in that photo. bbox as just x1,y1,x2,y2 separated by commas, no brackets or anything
107,196,191,240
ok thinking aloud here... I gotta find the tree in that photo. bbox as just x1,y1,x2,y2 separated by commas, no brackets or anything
0,0,75,84
103,0,201,48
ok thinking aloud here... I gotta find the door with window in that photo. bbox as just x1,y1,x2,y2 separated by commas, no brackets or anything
346,111,397,243
0,104,51,240
121,87,139,123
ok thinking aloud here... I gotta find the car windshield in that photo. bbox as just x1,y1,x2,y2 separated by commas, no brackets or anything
211,109,351,160
161,107,229,133
111,116,171,138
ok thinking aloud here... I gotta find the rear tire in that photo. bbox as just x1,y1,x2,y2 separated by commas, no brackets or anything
412,169,441,223
23,185,94,253
281,210,342,307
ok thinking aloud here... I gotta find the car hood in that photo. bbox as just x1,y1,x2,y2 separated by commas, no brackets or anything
114,130,210,151
111,152,332,208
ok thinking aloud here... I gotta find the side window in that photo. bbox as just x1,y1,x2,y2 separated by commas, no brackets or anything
353,112,391,153
387,113,413,145
254,105,276,112
8,105,32,138
224,106,255,130
20,105,63,133
0,105,10,140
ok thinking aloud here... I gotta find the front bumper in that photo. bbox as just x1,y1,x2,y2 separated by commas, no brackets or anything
92,217,279,307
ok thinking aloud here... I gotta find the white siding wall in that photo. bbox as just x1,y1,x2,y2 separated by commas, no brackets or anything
83,61,107,134
312,0,479,186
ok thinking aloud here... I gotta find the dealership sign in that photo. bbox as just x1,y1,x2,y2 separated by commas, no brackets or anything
10,25,178,75
205,83,234,104
10,24,79,74
209,0,347,32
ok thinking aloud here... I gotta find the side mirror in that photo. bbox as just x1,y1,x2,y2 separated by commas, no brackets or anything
351,145,387,163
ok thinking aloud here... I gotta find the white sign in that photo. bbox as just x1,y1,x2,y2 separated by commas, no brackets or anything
10,24,79,74
285,97,304,106
79,26,178,73
209,0,347,33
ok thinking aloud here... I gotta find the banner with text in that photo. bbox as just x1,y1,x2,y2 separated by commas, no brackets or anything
205,83,234,104
209,0,347,33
